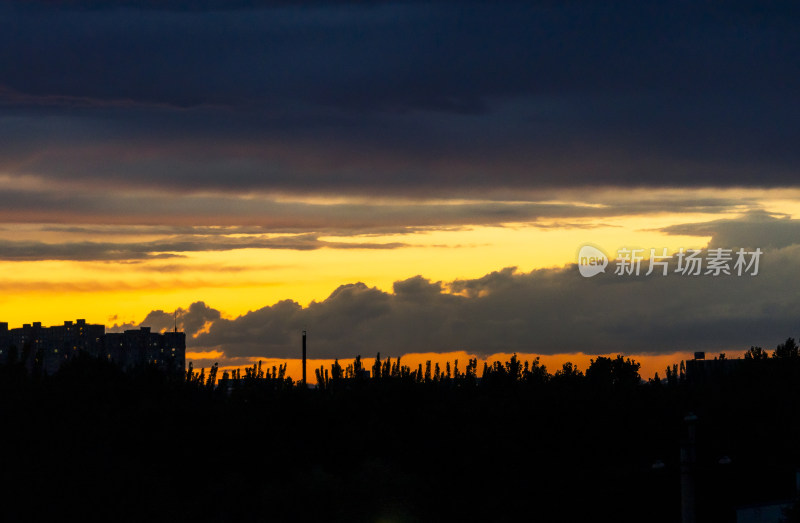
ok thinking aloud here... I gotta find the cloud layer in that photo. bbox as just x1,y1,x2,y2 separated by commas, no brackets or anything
0,191,771,261
124,238,800,359
6,2,800,354
1,0,798,206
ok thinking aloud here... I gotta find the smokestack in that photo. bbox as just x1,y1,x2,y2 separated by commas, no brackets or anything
302,330,307,386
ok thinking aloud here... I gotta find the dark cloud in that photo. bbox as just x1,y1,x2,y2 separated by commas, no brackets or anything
37,223,444,237
659,211,800,250
0,234,407,261
125,243,798,359
110,301,220,336
0,240,180,261
0,1,797,196
23,0,416,11
0,193,781,262
0,184,759,229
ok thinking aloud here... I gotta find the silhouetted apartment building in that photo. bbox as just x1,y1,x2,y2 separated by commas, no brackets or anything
685,352,745,384
104,327,185,373
0,320,185,375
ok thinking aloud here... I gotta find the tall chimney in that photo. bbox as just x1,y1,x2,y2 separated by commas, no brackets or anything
302,330,307,386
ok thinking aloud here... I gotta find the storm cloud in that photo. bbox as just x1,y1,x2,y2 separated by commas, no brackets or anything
126,240,797,360
0,0,798,204
659,211,800,251
109,211,800,359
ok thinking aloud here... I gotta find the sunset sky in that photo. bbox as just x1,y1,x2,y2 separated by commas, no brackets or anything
1,1,799,379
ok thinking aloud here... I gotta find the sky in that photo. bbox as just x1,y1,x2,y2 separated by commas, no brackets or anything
1,0,799,379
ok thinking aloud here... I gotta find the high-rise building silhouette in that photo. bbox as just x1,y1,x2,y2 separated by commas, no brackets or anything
0,319,185,375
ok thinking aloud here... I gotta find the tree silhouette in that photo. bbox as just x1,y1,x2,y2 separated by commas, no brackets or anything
522,356,549,385
553,361,583,383
585,355,641,389
649,371,662,386
372,353,381,380
773,338,799,359
665,364,679,387
744,346,769,360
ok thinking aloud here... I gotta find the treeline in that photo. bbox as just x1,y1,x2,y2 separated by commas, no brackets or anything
180,336,800,394
177,353,645,399
311,353,644,391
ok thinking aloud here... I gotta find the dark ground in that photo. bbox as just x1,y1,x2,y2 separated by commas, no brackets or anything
1,352,799,522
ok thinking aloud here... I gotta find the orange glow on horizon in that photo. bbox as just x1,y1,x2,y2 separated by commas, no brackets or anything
189,351,699,384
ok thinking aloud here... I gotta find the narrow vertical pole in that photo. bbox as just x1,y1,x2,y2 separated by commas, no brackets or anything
302,330,307,386
796,468,800,496
681,413,697,523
